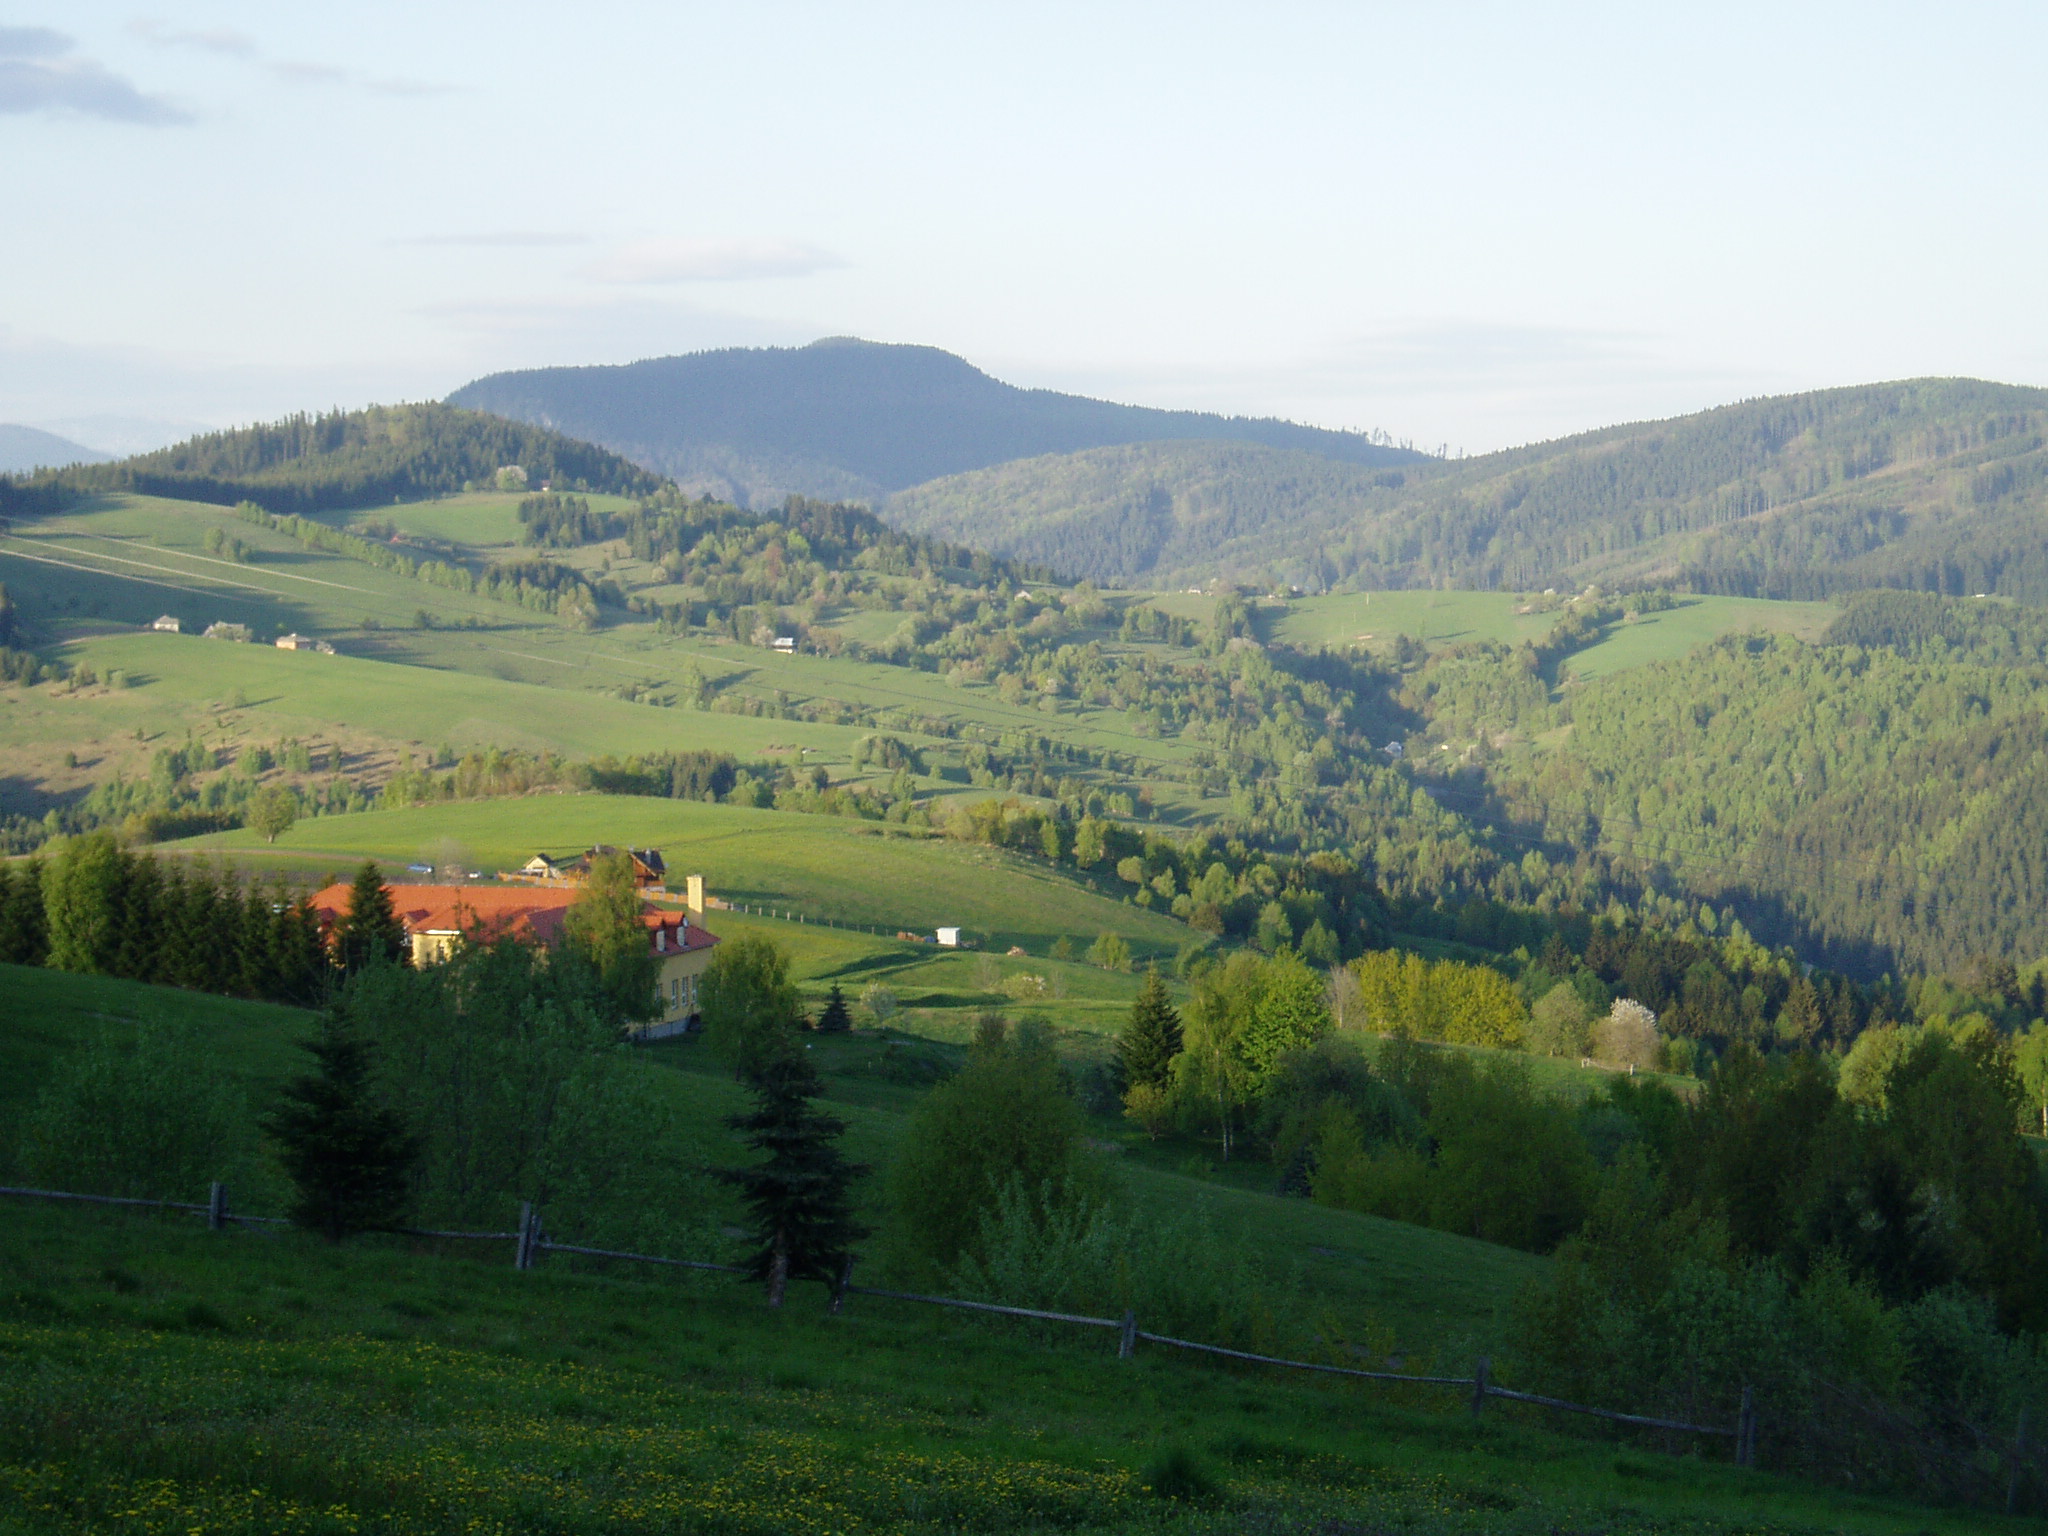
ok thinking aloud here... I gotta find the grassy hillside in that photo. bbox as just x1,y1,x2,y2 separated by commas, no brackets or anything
449,336,1421,507
879,378,2048,600
1214,589,1835,681
175,792,1191,957
3,1194,1998,1536
0,965,2007,1535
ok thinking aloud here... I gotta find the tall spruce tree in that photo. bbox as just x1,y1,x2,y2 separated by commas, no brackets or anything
816,982,852,1033
265,1013,419,1240
1119,966,1184,1088
715,1045,868,1307
337,861,407,972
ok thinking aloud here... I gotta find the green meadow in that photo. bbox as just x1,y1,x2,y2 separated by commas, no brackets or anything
55,632,871,762
175,792,1191,961
1147,588,1836,685
0,963,2009,1536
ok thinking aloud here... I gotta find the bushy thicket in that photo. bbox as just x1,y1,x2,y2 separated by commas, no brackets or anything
337,939,716,1256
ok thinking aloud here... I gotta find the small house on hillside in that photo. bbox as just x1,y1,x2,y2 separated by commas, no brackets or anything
936,927,961,948
772,636,796,654
509,847,670,891
516,853,570,882
275,633,332,652
307,880,718,1039
579,845,667,888
149,614,181,633
203,621,252,642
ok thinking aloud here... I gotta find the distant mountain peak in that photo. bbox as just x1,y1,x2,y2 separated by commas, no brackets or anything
447,339,1419,508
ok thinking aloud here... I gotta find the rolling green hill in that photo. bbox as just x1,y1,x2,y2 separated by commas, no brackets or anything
0,963,2023,1534
448,336,1422,507
0,401,661,517
880,378,2048,600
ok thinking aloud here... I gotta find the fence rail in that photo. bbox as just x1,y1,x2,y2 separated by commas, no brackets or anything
5,1179,1756,1464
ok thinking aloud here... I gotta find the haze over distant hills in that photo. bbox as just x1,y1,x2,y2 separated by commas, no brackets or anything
0,424,112,475
447,337,1425,507
889,378,2048,598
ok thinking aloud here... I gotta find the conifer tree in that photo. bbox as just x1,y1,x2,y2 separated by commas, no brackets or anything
816,981,852,1033
337,861,407,972
265,1013,418,1240
715,1045,868,1307
1119,966,1184,1088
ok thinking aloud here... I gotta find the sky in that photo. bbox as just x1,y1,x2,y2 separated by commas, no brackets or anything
5,1,2047,455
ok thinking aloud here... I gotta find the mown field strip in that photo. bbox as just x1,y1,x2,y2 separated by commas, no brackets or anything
62,532,379,594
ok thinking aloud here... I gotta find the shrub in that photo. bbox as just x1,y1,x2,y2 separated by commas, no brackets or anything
20,1021,258,1202
1594,998,1662,1069
950,1180,1289,1350
699,933,803,1074
884,1027,1108,1283
1528,983,1592,1057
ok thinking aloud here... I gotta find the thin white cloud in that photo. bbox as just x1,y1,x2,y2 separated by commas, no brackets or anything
125,21,257,58
0,27,192,124
399,230,592,248
129,17,447,97
582,237,846,284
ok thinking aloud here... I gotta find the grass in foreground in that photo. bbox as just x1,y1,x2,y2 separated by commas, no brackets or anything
0,1199,2016,1536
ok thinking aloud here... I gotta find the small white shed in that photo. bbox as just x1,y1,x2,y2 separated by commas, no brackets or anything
936,927,961,948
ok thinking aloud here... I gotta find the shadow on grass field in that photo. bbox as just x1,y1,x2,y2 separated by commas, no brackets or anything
0,1198,2015,1536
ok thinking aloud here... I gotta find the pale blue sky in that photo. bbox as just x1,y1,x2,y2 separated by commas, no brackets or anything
5,1,2046,453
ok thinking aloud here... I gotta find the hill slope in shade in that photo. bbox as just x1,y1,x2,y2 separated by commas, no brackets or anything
446,336,1425,506
883,378,2048,597
0,424,111,475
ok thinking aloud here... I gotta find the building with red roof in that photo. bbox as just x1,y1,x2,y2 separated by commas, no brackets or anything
308,881,719,1039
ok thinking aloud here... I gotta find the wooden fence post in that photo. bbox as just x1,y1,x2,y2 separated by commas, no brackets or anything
830,1254,856,1315
1736,1385,1755,1468
514,1202,538,1270
1470,1357,1490,1419
206,1182,227,1232
1118,1309,1137,1359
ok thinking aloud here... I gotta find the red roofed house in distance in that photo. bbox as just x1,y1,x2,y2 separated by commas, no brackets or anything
308,874,718,1040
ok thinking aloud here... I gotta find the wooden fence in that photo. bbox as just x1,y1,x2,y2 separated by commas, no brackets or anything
3,1181,1761,1468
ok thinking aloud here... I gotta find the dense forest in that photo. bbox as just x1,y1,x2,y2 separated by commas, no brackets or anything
449,336,1421,507
882,379,2048,599
0,402,661,517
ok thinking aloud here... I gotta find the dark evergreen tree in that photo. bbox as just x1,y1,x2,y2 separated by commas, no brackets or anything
0,860,46,966
264,1013,419,1240
275,895,330,1006
1118,966,1183,1089
714,1047,868,1307
337,861,407,972
816,982,852,1033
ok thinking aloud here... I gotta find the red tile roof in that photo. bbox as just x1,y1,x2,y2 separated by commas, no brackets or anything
308,883,717,958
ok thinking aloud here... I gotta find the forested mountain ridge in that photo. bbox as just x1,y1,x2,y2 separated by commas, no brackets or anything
883,377,2048,596
446,337,1424,508
1471,618,2048,976
0,402,662,517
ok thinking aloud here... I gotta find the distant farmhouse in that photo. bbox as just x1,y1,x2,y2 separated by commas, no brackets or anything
149,614,181,633
308,878,718,1040
202,621,252,642
512,845,671,892
275,632,335,653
